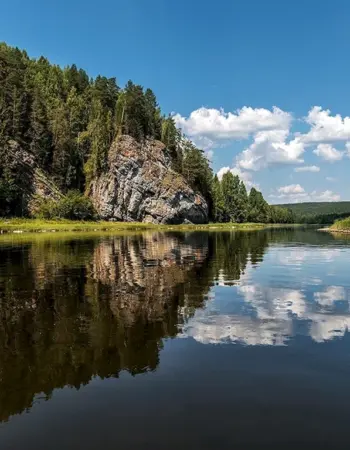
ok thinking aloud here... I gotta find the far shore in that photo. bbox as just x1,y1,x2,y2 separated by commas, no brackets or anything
0,219,304,234
320,227,350,234
321,217,350,234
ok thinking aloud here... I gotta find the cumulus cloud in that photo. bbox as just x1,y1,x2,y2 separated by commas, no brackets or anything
301,106,350,144
314,286,346,307
173,104,350,186
313,143,343,161
181,281,350,346
217,165,258,189
326,176,336,182
278,184,305,194
270,184,340,203
236,130,305,171
314,190,341,201
294,165,320,173
173,106,292,141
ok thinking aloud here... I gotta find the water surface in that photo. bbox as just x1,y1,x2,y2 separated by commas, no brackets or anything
0,228,350,449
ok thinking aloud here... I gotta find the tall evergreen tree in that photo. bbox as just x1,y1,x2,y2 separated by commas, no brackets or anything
212,175,225,222
237,181,248,223
144,88,162,139
221,172,240,222
84,100,112,185
29,86,52,169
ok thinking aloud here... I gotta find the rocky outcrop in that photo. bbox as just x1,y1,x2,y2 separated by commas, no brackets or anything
5,137,208,224
88,136,208,224
6,140,64,214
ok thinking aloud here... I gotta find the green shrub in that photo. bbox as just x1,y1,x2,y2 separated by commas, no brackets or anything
33,191,96,220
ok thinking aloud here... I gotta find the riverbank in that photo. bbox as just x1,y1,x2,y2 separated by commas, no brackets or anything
0,219,271,234
321,217,350,234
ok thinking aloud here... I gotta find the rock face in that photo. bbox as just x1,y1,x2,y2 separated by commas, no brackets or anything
88,135,208,224
6,141,64,214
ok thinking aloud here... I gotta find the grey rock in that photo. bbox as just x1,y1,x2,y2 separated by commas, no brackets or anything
6,141,64,215
88,136,208,224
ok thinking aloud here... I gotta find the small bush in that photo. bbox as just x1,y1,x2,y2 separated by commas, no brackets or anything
33,191,96,220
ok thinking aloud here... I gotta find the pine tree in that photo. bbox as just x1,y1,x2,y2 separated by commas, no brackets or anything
248,187,269,223
237,181,248,223
29,86,52,169
123,81,147,141
115,91,126,137
92,76,118,111
84,100,112,185
221,172,240,222
182,139,212,199
212,175,225,222
144,88,162,139
51,101,72,190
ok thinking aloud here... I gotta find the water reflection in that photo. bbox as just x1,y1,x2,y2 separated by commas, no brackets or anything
0,228,349,423
183,232,350,346
0,232,212,422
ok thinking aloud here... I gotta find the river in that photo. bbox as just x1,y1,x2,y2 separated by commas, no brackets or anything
0,228,349,449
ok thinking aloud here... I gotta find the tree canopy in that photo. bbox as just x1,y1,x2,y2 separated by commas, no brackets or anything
0,42,296,223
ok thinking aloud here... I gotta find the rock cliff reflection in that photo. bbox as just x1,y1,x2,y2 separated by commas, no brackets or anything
0,229,349,422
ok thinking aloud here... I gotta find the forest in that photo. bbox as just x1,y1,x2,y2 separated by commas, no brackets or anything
0,42,299,223
277,202,350,224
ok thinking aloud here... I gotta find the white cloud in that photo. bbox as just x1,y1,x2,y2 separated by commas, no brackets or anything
314,286,346,307
300,107,350,144
181,280,350,346
236,130,305,171
173,104,350,200
270,185,340,203
217,166,258,189
278,184,305,194
206,149,214,160
313,143,343,161
346,142,350,157
315,190,341,201
294,165,320,173
326,176,336,182
217,166,230,180
173,106,292,141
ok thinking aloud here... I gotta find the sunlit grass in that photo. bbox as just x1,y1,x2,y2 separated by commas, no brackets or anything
331,217,350,232
0,218,270,234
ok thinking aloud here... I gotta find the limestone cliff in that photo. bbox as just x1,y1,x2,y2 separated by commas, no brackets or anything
6,136,208,224
88,135,208,224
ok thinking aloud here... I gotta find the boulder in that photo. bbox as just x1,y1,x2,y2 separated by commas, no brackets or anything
88,136,208,224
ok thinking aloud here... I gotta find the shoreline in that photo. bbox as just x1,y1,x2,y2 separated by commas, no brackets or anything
0,219,272,234
319,227,350,234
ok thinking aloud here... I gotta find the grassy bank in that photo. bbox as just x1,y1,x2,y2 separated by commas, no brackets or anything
329,217,350,233
0,219,270,234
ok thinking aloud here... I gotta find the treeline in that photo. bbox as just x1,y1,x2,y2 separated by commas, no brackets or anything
0,42,212,215
0,42,293,223
277,202,350,224
212,173,294,223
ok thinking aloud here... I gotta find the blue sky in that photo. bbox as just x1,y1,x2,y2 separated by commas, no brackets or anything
2,0,350,203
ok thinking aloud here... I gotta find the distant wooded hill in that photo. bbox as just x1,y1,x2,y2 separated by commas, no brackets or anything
276,202,350,224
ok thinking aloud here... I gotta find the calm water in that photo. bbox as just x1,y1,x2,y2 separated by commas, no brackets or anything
0,228,350,449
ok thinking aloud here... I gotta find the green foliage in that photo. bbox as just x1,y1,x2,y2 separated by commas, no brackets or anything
277,202,350,224
332,217,350,230
0,42,188,217
181,139,212,199
248,187,269,222
212,175,225,222
34,191,95,220
211,174,294,224
0,41,300,224
84,100,112,185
